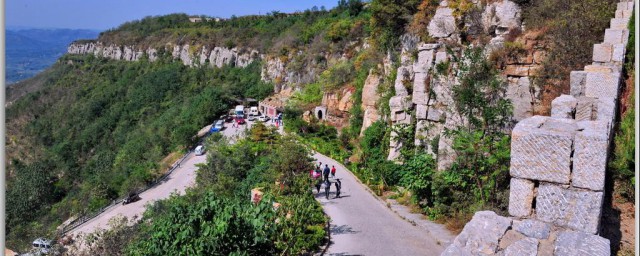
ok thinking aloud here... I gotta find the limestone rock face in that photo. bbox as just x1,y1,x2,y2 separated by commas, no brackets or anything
338,90,353,112
428,7,456,38
360,72,382,135
482,0,522,36
506,77,535,121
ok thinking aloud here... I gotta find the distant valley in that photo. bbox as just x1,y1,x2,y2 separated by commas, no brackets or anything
5,28,99,84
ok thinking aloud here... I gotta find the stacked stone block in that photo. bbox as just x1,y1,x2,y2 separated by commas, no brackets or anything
443,1,632,255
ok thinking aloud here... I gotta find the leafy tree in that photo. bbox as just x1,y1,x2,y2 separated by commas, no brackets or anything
370,0,420,50
438,46,512,213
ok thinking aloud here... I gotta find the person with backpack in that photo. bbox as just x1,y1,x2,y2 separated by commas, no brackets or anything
331,165,336,177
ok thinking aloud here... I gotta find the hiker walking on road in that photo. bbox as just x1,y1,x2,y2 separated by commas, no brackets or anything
323,164,330,181
331,165,336,178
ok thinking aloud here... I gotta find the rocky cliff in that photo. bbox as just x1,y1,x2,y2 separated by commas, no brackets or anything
384,0,543,170
68,42,260,68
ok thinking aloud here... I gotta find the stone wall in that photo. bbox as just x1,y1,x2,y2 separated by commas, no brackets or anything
442,1,633,255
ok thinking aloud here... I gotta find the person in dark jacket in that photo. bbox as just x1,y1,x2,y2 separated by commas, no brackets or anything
323,164,330,181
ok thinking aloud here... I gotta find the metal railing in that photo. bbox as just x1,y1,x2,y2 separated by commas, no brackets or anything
59,150,193,236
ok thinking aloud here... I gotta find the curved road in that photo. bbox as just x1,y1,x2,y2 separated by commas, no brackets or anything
69,120,447,255
314,153,445,256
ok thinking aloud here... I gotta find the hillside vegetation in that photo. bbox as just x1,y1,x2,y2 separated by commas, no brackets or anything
5,54,272,250
5,0,633,253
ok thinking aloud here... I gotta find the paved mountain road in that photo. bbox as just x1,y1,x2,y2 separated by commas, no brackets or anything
314,153,446,256
68,120,448,255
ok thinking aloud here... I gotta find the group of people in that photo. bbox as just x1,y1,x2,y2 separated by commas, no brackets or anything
311,161,338,194
312,162,336,181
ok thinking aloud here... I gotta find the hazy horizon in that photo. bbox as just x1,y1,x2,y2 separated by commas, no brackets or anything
6,0,340,31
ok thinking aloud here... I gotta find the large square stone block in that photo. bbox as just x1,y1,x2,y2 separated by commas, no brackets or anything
592,43,613,62
570,71,587,97
575,97,597,121
572,121,610,191
603,29,629,45
584,69,621,99
612,43,626,62
536,184,604,234
510,117,576,184
551,95,578,119
508,178,535,217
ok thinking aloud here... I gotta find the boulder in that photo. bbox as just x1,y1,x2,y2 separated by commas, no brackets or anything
513,219,551,240
554,231,610,256
443,211,512,255
503,237,538,256
428,7,456,38
482,0,522,36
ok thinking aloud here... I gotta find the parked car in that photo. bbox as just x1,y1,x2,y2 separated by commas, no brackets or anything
221,114,234,123
32,238,53,254
195,145,206,156
236,116,246,125
123,192,141,205
258,115,270,122
210,120,224,133
248,115,256,121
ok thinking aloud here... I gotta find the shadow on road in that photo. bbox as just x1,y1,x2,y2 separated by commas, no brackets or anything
330,224,360,235
327,252,364,256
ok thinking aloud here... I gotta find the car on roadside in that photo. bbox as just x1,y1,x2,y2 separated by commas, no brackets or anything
257,115,270,122
221,114,234,123
32,238,53,254
195,145,206,156
210,120,224,133
248,115,256,121
236,116,246,125
122,192,141,205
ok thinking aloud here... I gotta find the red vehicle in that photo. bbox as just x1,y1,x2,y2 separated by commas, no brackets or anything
235,116,246,125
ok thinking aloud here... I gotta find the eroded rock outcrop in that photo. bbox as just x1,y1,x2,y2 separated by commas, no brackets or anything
68,41,260,68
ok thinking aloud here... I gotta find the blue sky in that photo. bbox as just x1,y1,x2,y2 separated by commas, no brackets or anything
6,0,339,31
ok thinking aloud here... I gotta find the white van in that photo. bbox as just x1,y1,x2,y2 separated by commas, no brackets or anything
235,105,245,117
249,106,259,116
195,145,206,156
